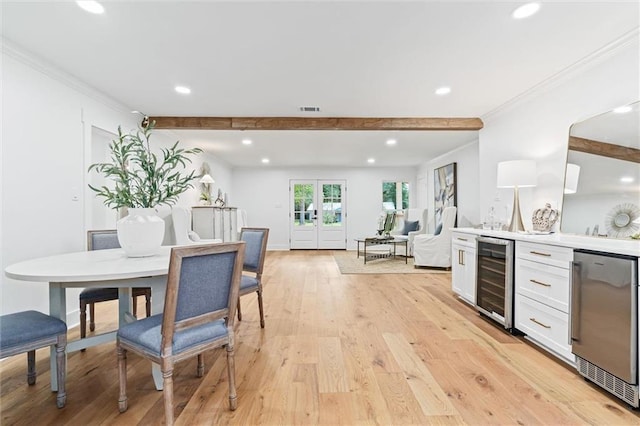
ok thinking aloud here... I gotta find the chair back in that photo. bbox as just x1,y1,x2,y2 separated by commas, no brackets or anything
160,242,245,352
87,230,120,251
239,228,269,274
171,206,194,245
406,208,427,226
438,206,458,238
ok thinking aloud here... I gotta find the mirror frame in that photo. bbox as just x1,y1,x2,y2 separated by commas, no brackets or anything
561,102,640,239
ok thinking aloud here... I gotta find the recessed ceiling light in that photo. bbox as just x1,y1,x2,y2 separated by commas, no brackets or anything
76,1,104,14
614,105,632,114
620,176,634,183
367,158,375,164
386,139,397,146
512,2,540,19
175,86,191,95
242,139,252,145
261,158,270,164
435,86,451,96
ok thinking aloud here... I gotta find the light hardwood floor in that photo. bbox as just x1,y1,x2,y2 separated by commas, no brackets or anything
1,250,640,425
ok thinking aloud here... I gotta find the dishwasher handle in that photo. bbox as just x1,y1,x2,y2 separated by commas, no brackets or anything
569,261,581,345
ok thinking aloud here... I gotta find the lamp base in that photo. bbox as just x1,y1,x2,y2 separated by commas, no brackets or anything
507,186,526,232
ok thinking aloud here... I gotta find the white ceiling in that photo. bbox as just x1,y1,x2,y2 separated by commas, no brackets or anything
2,1,639,167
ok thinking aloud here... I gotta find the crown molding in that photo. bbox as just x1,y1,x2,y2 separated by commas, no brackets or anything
1,37,132,114
482,27,640,123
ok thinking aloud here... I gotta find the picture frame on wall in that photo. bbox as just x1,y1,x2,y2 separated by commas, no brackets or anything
434,162,457,230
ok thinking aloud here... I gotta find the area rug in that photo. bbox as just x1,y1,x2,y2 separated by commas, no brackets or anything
333,251,451,275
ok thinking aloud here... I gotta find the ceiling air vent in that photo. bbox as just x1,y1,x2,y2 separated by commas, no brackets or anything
299,106,321,112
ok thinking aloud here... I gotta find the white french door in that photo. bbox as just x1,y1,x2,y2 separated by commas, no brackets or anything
290,180,346,249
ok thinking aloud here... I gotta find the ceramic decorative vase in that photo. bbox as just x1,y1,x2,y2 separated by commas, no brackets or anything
116,208,165,257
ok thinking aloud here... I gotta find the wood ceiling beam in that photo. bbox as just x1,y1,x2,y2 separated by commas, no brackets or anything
148,116,484,131
569,136,640,163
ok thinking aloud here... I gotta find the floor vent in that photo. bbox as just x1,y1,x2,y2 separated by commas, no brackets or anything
576,357,639,407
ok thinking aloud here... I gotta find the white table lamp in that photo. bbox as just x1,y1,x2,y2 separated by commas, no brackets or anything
497,160,537,232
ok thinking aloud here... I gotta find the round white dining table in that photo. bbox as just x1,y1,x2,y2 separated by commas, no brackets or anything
5,246,172,391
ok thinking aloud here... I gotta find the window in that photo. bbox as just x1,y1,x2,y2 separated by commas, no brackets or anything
382,181,409,211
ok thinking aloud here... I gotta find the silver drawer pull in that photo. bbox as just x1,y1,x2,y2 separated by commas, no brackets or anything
530,317,551,329
456,237,468,241
530,250,551,257
530,279,551,287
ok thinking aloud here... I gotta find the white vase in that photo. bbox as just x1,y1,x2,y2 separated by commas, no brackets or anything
116,208,165,257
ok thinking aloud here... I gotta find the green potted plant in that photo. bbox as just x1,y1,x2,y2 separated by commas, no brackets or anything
88,121,202,256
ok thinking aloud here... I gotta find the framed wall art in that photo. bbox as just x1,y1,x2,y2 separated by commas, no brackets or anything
434,162,457,230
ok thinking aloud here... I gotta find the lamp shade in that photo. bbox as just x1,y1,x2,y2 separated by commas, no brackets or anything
199,174,215,184
497,160,537,188
564,163,580,194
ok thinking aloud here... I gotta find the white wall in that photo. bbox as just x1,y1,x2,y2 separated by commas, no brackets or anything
418,140,480,231
479,37,639,230
1,49,231,319
231,167,417,250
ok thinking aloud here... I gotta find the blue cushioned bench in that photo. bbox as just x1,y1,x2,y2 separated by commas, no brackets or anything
0,310,68,408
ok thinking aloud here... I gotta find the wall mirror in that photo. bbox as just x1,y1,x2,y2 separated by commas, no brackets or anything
561,101,640,239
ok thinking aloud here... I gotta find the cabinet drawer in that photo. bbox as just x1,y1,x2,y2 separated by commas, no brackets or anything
516,241,573,269
516,258,569,312
515,294,574,363
451,232,476,249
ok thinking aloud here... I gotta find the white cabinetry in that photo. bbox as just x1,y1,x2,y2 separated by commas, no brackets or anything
192,206,238,242
514,241,574,363
451,232,476,305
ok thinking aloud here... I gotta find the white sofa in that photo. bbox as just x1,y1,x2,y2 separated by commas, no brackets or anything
390,208,428,256
413,206,457,268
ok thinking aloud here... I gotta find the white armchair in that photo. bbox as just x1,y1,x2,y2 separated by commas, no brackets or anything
390,208,428,256
413,206,457,268
171,206,222,245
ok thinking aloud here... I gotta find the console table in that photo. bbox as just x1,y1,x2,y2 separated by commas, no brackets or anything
355,237,408,264
192,206,238,242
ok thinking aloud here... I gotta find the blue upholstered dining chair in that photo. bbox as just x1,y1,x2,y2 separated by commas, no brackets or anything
116,242,245,426
0,310,67,408
237,227,269,328
79,230,151,341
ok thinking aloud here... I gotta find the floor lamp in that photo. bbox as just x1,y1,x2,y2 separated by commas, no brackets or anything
497,160,537,232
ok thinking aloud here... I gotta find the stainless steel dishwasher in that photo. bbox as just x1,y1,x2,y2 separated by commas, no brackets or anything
571,249,639,407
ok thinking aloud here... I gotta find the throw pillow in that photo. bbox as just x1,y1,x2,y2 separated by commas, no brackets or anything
434,223,443,235
401,220,419,235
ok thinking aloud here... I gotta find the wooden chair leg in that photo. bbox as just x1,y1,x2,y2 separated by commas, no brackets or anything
145,293,151,318
80,300,87,339
163,368,175,426
257,289,265,328
89,303,96,332
237,299,242,321
197,354,204,377
27,350,36,385
132,295,138,318
226,339,237,410
117,345,128,413
55,334,67,408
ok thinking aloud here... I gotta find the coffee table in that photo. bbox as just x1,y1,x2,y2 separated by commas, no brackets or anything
354,237,408,264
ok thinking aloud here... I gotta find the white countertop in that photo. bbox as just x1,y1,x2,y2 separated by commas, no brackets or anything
452,228,640,257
